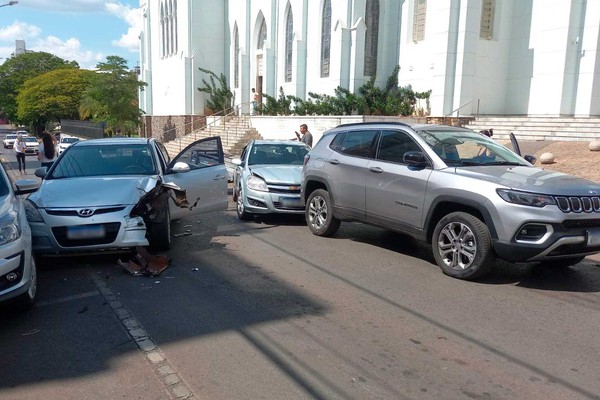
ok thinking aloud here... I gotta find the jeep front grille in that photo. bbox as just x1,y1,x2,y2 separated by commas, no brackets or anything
555,196,600,213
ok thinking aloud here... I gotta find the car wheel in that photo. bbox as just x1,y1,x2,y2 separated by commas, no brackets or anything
16,256,37,309
544,256,585,268
306,189,340,236
148,206,171,251
236,187,252,220
432,212,494,280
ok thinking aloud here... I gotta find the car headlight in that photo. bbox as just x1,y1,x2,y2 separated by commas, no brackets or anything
0,211,20,246
247,175,268,192
497,189,556,207
24,199,44,222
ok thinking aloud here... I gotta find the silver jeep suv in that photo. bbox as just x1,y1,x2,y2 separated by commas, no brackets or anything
301,122,600,280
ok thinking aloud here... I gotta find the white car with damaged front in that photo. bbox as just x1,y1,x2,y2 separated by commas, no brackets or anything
25,137,228,254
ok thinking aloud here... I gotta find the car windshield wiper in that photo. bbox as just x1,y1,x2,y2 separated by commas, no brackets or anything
482,161,524,166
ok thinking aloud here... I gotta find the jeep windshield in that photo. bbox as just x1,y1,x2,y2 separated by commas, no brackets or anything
416,128,527,166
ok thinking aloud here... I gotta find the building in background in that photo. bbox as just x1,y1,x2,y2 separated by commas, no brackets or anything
138,0,600,125
14,39,26,56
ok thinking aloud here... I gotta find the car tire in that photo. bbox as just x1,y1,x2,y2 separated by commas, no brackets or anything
16,256,37,309
544,256,585,268
432,212,494,280
148,206,171,251
236,187,252,220
306,189,340,236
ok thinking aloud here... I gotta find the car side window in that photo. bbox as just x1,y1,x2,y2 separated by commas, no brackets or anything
155,142,170,172
338,130,378,158
377,130,422,164
329,132,346,151
172,137,224,170
240,145,248,164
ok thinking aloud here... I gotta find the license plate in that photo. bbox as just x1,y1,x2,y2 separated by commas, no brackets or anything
586,229,600,246
66,225,106,240
278,197,302,207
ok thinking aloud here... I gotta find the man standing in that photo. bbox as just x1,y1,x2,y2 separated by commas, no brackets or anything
295,123,313,147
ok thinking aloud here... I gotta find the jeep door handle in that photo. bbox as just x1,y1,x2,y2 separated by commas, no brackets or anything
369,167,383,173
329,159,340,165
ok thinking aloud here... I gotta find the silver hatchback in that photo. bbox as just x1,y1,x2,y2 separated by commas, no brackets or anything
232,140,310,220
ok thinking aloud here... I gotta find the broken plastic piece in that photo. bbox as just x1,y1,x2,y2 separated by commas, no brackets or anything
118,247,171,277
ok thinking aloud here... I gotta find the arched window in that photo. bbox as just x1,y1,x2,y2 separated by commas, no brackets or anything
168,0,174,55
257,18,267,50
234,25,240,88
413,0,426,43
321,0,331,77
364,0,379,76
160,4,165,57
285,6,293,82
173,0,178,53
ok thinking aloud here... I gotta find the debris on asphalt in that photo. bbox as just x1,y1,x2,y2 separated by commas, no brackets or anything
78,305,89,314
118,246,171,277
173,232,192,238
21,329,40,336
191,267,199,272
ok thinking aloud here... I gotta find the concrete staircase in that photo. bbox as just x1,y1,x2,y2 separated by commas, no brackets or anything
163,115,262,157
464,116,600,142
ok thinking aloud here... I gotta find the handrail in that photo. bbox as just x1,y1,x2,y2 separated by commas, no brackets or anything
156,100,258,155
445,98,480,118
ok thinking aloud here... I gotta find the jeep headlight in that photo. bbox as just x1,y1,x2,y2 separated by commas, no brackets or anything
497,189,556,207
0,211,20,245
24,199,44,222
247,175,268,192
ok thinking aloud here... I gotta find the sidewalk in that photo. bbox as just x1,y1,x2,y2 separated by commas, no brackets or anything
0,153,38,181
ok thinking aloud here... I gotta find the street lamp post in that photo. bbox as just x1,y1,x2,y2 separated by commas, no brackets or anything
0,1,18,8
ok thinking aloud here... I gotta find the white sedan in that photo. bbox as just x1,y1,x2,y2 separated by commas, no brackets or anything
58,135,80,154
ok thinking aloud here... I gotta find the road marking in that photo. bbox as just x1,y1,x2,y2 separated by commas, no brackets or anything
90,274,196,400
36,290,99,307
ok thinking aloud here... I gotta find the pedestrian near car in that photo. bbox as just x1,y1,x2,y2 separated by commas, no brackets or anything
37,131,57,169
14,134,26,174
295,124,313,147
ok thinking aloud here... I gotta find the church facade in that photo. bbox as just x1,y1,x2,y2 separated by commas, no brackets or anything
138,0,600,121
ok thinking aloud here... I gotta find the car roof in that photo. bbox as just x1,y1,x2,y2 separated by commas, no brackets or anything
252,139,308,146
74,137,151,146
328,122,473,134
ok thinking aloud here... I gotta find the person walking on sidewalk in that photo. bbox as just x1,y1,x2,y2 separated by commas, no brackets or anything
14,134,26,174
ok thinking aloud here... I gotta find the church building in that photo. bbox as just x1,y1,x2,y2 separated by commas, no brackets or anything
138,0,600,124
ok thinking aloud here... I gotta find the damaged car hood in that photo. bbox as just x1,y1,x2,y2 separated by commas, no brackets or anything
249,165,303,184
28,176,162,208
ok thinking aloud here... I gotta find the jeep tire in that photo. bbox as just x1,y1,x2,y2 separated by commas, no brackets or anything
432,212,494,280
306,189,340,236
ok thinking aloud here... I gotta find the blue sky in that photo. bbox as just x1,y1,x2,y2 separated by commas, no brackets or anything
0,0,141,69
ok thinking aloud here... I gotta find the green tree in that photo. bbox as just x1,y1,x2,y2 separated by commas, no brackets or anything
197,67,234,113
0,52,78,125
16,68,93,133
79,56,146,135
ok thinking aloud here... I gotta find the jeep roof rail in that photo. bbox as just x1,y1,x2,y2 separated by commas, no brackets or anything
335,121,412,129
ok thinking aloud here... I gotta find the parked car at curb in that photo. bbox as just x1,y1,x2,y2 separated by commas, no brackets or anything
302,122,600,280
23,136,39,155
58,135,80,155
3,134,18,149
0,162,39,309
232,140,310,220
26,136,228,254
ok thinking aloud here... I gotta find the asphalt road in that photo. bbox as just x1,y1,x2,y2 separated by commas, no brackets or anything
1,146,599,399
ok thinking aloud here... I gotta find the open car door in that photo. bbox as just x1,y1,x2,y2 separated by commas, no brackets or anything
163,136,228,220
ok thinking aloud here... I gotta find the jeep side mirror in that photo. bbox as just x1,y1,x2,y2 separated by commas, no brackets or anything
403,151,428,167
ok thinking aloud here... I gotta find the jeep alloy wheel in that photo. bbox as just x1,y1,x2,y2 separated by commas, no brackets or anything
432,212,494,280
